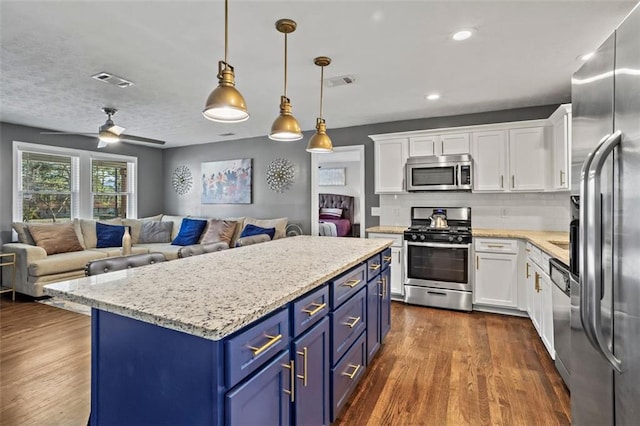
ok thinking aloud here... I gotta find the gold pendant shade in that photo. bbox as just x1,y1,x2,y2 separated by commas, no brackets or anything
306,56,333,153
269,19,303,142
202,0,249,123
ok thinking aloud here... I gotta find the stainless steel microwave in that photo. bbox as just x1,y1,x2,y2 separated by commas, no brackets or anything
405,154,473,191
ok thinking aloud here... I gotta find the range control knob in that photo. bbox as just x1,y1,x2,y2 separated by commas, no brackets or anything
457,236,463,242
419,235,426,241
448,236,454,242
411,234,418,241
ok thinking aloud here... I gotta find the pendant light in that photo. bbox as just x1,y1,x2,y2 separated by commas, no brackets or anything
269,19,303,141
202,0,249,123
306,56,334,153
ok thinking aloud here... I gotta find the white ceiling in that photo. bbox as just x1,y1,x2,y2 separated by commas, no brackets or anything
1,0,636,149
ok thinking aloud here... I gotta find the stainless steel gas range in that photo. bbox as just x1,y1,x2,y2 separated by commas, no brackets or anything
403,207,473,311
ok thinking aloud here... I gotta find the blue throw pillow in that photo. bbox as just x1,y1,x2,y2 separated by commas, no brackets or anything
96,223,127,248
171,218,208,246
239,223,276,241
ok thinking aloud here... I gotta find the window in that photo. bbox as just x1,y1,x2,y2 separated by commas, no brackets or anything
13,142,137,223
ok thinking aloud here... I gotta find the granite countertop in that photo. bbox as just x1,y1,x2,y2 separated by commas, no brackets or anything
44,236,393,341
473,228,569,265
365,226,407,234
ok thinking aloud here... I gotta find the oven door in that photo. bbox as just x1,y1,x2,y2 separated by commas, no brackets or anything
405,241,472,291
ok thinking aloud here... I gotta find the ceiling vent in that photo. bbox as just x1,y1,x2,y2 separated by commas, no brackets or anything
91,72,134,88
325,75,357,88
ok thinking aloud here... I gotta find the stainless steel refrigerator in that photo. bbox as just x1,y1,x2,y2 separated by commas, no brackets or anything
570,3,640,425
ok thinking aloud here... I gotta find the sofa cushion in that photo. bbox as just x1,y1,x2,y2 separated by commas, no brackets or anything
133,244,182,260
122,214,163,244
162,215,185,240
80,218,123,249
88,246,150,257
96,223,128,248
28,250,108,277
138,221,172,244
235,234,271,247
243,217,288,239
172,218,207,246
28,223,84,255
199,219,236,245
12,222,36,245
239,223,275,240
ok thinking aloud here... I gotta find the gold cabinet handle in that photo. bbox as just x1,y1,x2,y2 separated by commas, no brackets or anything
342,363,361,380
296,347,308,387
526,262,531,279
441,140,444,154
301,302,326,317
282,360,295,402
343,279,361,288
383,276,387,298
560,170,565,186
248,333,282,356
383,256,392,262
535,272,540,293
525,248,531,253
369,264,381,270
345,316,361,328
476,255,479,270
487,244,504,248
512,175,515,188
500,175,504,188
378,279,384,297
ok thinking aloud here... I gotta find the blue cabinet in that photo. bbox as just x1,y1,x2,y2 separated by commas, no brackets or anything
293,317,330,426
292,285,329,337
366,276,381,363
330,287,366,364
331,331,367,420
225,350,291,426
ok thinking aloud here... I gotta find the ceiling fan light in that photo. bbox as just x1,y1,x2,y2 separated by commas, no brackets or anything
269,96,302,141
306,119,333,153
203,65,249,123
98,130,120,143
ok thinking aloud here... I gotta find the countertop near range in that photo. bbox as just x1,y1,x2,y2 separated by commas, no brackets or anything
44,235,393,341
473,228,569,265
365,226,407,234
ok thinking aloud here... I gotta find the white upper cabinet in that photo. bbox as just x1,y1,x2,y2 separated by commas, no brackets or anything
509,127,546,191
548,104,572,191
472,130,508,191
409,133,470,157
409,135,437,157
440,133,470,155
372,137,408,194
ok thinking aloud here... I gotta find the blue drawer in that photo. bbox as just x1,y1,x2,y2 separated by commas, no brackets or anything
292,284,329,338
331,263,366,308
381,248,392,271
330,286,366,365
225,308,289,388
331,331,366,422
366,253,382,282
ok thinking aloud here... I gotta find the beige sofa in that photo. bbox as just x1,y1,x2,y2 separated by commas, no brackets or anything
2,215,287,297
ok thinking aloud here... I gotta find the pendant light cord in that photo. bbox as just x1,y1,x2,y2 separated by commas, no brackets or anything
224,0,228,65
283,33,288,97
319,65,324,119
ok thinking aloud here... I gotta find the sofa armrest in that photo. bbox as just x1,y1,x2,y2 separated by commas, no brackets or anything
2,243,48,263
178,242,230,258
235,234,271,247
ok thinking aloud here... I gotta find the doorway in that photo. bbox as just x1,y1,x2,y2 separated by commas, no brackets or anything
311,145,366,237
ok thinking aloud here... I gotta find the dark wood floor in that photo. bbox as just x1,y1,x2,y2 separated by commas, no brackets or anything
0,295,569,425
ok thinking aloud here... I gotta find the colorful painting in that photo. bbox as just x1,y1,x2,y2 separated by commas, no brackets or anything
201,159,252,204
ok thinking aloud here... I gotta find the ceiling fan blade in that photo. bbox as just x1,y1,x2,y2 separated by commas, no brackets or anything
97,140,109,149
40,132,97,137
120,134,166,145
108,125,126,136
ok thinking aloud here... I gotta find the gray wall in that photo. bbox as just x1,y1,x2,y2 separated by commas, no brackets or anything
0,122,164,245
164,104,560,233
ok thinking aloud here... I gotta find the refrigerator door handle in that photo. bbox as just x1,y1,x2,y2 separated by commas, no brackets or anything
585,130,623,373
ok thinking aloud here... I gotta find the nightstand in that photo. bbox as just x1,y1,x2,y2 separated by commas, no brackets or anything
0,253,16,302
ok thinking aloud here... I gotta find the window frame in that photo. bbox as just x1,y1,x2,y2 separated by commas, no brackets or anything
13,141,138,223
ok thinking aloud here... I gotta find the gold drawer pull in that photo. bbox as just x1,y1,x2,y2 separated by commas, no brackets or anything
248,333,282,356
526,262,531,279
282,360,295,402
369,264,381,270
343,279,361,288
345,316,361,328
383,256,392,262
342,363,361,380
301,302,326,317
296,347,308,386
487,244,504,248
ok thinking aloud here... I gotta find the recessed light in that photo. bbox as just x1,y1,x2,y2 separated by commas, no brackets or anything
452,29,475,41
581,52,595,61
426,93,441,101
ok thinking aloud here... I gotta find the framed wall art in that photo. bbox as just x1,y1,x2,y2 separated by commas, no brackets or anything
201,158,252,204
318,167,346,186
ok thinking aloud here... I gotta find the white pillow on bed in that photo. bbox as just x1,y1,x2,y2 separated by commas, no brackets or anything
319,208,343,219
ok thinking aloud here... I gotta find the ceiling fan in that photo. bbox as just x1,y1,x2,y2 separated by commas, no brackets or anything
40,107,166,148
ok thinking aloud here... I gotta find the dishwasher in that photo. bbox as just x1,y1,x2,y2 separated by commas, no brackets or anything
549,258,571,390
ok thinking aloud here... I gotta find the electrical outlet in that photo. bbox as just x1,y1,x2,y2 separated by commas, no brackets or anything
392,208,401,217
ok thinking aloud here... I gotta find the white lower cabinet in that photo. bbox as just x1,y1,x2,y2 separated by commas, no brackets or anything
473,238,519,308
527,243,555,359
367,233,404,300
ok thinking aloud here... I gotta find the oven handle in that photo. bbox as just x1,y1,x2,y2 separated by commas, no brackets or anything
406,241,470,249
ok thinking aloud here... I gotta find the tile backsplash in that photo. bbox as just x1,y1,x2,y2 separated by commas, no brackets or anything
380,192,570,232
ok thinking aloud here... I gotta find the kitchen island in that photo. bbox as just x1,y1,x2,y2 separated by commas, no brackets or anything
45,235,393,425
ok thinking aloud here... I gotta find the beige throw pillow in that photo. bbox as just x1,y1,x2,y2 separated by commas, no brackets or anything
199,220,236,245
80,218,123,248
28,223,84,255
12,222,35,245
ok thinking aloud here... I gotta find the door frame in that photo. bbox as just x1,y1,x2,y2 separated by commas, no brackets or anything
311,145,366,237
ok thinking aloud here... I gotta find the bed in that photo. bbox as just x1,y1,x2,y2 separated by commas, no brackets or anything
318,193,354,237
